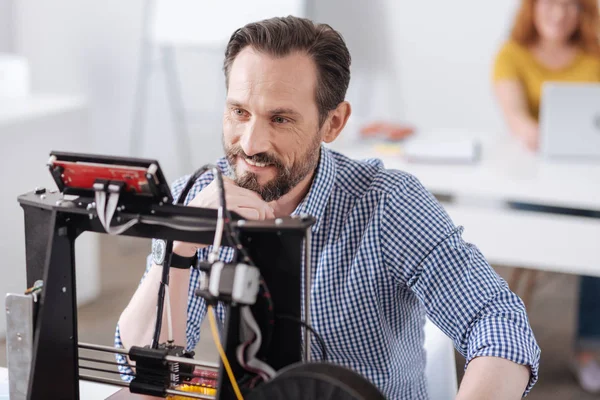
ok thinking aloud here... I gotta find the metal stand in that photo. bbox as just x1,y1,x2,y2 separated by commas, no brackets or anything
303,228,312,362
14,190,314,400
24,209,80,399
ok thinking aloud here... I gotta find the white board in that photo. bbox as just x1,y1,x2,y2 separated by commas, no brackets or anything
152,0,307,47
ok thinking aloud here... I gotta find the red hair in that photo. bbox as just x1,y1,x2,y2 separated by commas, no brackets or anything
510,0,600,56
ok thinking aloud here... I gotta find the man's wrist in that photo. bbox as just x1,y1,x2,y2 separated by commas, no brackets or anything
168,252,197,269
172,241,198,258
173,248,197,258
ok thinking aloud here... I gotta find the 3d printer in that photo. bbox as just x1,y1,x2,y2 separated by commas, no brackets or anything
5,151,386,400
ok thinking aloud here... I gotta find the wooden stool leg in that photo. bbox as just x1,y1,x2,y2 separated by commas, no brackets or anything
508,267,526,292
521,270,539,310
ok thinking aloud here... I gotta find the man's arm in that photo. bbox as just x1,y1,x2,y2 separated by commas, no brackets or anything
457,357,530,400
381,175,540,398
115,172,211,363
114,241,206,380
114,244,228,379
115,170,275,377
118,258,192,352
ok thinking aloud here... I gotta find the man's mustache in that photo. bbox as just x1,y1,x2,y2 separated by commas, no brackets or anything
227,146,285,170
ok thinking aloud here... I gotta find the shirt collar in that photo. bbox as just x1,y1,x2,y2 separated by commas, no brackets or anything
292,145,336,233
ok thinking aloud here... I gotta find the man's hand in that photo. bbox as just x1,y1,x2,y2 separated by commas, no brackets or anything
188,177,275,220
173,177,274,256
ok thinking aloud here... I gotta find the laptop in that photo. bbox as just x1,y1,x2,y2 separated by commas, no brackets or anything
539,82,600,161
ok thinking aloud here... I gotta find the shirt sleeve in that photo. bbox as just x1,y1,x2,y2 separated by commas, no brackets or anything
113,165,232,380
381,174,541,396
493,41,521,82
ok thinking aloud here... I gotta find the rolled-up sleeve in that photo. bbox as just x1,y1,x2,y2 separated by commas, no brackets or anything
114,324,134,381
413,232,540,395
381,174,540,396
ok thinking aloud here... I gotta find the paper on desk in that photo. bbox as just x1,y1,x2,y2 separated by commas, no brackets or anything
401,138,481,164
372,142,403,156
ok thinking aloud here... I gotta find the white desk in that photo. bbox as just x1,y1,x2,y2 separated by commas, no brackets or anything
336,133,600,211
332,133,600,277
0,366,120,400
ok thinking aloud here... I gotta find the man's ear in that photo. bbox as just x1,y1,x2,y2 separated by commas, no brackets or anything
322,101,352,143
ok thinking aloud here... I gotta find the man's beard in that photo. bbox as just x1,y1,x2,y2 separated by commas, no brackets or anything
224,134,322,202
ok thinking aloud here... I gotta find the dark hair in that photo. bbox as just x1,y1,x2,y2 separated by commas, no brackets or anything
223,16,351,126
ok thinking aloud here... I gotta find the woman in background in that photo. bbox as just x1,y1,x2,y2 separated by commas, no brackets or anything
493,0,600,150
492,0,600,393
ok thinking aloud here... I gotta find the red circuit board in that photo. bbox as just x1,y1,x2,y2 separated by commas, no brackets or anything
190,368,218,387
50,160,152,194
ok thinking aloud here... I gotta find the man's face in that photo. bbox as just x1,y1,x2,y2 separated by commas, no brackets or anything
223,47,323,202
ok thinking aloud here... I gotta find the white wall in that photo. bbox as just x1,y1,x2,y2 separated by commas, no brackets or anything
0,0,14,51
0,103,100,338
14,0,522,179
315,0,520,136
14,0,226,183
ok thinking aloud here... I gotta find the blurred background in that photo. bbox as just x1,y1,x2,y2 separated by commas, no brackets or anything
1,0,599,399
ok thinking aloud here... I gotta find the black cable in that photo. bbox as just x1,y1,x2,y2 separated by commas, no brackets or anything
150,163,275,362
276,314,328,362
151,166,211,348
151,238,174,349
211,167,275,352
211,166,239,260
210,166,278,382
210,169,273,301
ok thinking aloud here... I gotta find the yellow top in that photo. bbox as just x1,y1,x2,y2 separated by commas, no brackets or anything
492,40,600,119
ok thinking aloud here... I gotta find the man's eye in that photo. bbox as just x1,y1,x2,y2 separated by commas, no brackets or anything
273,116,289,124
233,108,245,116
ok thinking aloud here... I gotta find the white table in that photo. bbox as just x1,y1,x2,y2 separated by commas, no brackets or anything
0,366,120,400
331,133,600,277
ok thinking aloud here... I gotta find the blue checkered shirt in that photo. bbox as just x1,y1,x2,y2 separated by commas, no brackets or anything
115,146,540,399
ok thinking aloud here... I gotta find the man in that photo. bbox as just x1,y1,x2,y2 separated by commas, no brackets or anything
116,16,540,399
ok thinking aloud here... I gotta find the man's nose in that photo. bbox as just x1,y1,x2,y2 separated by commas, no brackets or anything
239,119,271,156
